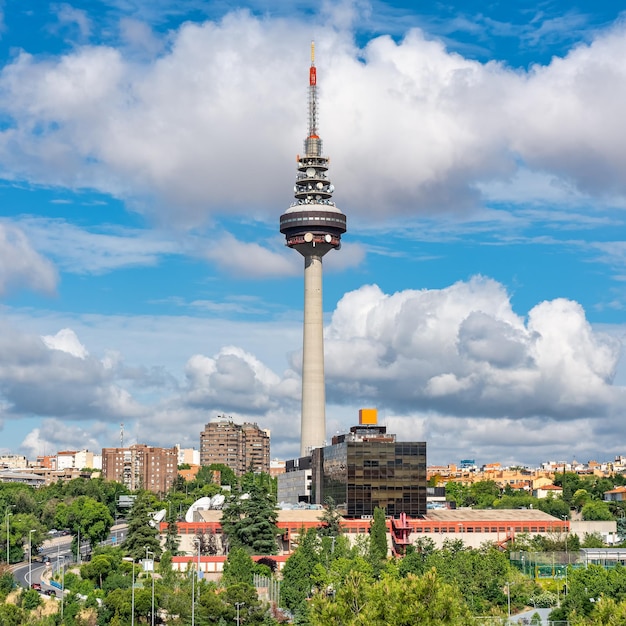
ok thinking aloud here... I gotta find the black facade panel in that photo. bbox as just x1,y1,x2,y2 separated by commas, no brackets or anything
317,440,427,518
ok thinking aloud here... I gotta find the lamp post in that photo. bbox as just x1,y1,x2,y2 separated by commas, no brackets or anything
28,529,35,587
57,549,65,621
506,581,511,621
191,555,195,626
561,515,569,562
146,548,155,626
235,601,245,626
122,557,136,626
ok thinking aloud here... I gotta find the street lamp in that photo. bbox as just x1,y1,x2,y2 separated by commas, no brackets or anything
561,515,569,562
122,557,136,626
56,550,66,621
145,548,155,626
28,529,35,587
235,601,245,626
505,581,511,620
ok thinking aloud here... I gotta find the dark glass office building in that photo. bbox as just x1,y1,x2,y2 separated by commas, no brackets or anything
312,427,427,518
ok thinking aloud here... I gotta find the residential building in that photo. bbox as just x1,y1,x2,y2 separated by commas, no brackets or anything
604,486,626,502
199,419,270,476
176,445,200,466
270,458,286,478
0,455,28,469
102,444,178,494
533,484,563,499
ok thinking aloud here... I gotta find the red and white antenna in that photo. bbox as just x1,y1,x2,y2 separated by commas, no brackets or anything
305,40,321,156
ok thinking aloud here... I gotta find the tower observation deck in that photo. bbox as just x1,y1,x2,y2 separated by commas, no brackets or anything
280,42,347,457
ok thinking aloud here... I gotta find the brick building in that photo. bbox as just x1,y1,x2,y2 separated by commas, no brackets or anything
102,444,178,494
199,420,270,476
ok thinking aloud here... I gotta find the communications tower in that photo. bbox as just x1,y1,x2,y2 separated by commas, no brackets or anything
280,42,347,456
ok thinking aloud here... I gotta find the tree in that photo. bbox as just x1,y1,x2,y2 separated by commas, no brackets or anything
369,507,388,575
309,569,473,626
122,492,161,560
61,495,114,548
318,496,343,537
8,514,45,562
582,501,614,521
445,482,471,507
164,504,180,554
572,488,591,511
80,553,115,588
553,472,583,504
538,495,570,520
0,603,24,626
280,528,321,615
582,532,606,548
221,483,279,554
21,588,42,610
222,547,255,586
470,480,501,508
205,464,238,488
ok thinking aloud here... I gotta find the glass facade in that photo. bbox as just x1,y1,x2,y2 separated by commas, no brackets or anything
316,441,427,518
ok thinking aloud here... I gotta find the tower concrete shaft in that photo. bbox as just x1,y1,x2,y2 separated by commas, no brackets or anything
280,42,347,456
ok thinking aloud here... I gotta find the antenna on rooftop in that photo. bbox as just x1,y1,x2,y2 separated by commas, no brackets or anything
120,423,124,448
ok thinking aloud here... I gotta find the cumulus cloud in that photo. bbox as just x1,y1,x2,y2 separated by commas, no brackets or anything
42,328,88,359
0,11,624,227
0,320,144,421
20,419,106,459
323,277,624,419
0,275,624,463
0,222,57,295
183,345,294,414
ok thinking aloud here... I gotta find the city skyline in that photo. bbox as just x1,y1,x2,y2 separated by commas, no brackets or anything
1,1,626,466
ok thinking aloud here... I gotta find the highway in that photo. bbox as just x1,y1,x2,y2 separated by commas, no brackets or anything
12,523,128,596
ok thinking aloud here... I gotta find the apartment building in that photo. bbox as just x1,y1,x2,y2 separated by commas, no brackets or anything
102,444,178,494
199,419,270,476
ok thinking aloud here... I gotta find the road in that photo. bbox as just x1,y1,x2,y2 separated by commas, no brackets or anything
13,523,128,595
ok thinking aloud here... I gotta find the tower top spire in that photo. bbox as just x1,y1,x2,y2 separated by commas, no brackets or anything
306,40,320,155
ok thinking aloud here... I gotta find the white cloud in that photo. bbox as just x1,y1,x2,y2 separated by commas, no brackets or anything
2,276,625,464
41,328,88,359
184,345,289,413
202,234,298,278
0,12,623,228
15,217,180,274
20,420,105,458
53,3,92,41
0,222,57,295
323,277,624,419
0,320,144,421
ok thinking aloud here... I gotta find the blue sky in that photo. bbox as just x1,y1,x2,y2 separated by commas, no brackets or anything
1,0,626,467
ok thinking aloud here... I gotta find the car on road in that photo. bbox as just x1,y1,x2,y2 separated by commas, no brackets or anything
44,589,56,597
30,583,42,591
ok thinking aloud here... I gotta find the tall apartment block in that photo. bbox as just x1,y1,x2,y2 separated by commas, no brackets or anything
102,444,178,494
199,419,270,476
